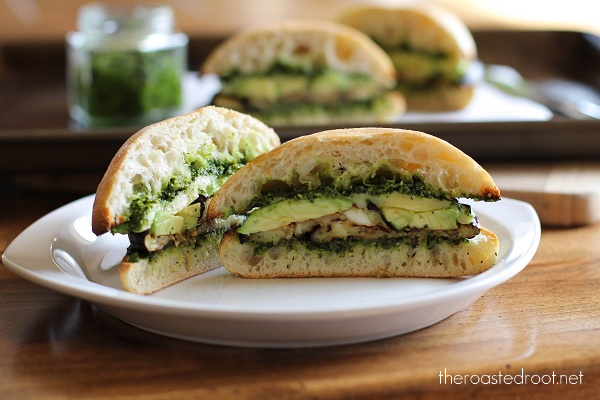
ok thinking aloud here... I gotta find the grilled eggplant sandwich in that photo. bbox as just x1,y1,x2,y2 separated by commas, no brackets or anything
339,5,479,111
201,20,405,126
208,128,500,278
92,106,280,294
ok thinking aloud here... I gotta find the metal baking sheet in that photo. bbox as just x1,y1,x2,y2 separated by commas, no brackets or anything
1,30,599,173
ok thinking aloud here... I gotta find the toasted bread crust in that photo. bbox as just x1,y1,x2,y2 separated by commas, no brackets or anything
338,4,476,61
208,128,500,219
92,139,135,235
339,5,477,111
201,19,397,87
120,232,224,294
92,106,280,235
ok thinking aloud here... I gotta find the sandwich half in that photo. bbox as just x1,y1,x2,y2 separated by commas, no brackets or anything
92,106,280,293
208,128,500,278
339,5,480,111
201,20,405,126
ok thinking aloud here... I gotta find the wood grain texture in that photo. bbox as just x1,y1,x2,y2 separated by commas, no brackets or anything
1,0,599,44
1,190,599,399
487,162,600,227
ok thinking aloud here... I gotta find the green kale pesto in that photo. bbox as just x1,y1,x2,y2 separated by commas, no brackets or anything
189,155,248,179
246,163,497,212
125,227,227,262
121,188,154,234
113,156,247,234
221,60,321,80
372,39,449,60
80,48,183,124
248,235,468,257
248,168,447,210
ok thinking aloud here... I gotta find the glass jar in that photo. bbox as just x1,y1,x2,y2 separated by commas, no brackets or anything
67,4,188,128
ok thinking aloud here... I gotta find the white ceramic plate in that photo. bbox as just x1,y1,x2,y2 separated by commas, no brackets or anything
3,195,540,348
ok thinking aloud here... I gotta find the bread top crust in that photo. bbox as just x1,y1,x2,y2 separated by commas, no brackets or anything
201,20,396,87
92,106,280,235
338,4,477,61
208,128,500,218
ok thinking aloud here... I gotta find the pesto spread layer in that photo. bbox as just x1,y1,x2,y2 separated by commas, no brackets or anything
246,234,470,257
114,153,249,234
248,167,446,210
248,162,497,210
125,227,226,262
234,163,485,251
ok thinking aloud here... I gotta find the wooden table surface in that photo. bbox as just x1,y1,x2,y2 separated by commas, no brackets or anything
3,1,600,397
1,188,599,400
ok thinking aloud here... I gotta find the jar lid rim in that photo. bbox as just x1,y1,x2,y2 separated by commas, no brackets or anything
77,3,175,34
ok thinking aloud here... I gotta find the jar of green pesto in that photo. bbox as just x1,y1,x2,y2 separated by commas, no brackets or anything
67,4,188,127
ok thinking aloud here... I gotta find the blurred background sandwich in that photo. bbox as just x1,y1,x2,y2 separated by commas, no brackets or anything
339,4,479,111
202,19,405,126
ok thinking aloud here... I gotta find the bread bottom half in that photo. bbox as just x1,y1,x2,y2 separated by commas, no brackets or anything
402,84,475,111
219,228,499,279
120,230,224,294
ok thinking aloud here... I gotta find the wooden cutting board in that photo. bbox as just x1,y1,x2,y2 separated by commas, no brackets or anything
485,162,600,227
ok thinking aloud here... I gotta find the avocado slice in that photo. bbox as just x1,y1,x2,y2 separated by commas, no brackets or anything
229,77,279,102
379,207,414,230
457,207,475,225
368,192,451,212
150,211,184,236
310,70,351,97
175,203,202,230
238,197,353,235
380,206,460,230
388,50,465,84
409,208,460,229
149,203,202,236
273,75,308,98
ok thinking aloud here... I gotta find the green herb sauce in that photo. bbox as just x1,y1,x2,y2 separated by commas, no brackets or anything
79,48,183,124
246,163,496,212
249,234,468,257
372,39,449,60
248,167,447,210
113,156,247,234
221,60,322,80
125,227,227,262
